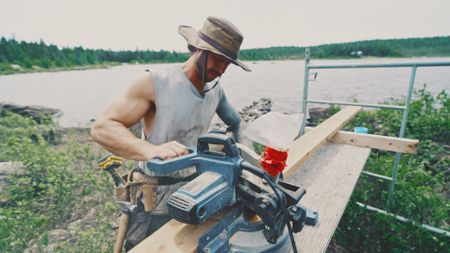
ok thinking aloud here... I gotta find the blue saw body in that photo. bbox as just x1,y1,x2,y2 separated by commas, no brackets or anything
145,133,318,253
146,134,243,224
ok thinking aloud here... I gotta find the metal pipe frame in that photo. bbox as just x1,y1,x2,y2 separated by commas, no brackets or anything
298,48,310,137
356,202,450,238
387,66,417,209
306,99,406,110
299,48,450,238
361,171,393,181
309,61,450,69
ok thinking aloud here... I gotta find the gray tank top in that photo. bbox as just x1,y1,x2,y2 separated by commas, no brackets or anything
142,65,223,214
147,65,221,148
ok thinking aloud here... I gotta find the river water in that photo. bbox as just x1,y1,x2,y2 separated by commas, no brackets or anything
0,58,449,127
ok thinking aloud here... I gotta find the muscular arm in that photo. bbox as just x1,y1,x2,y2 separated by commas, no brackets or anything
216,87,241,141
91,73,188,160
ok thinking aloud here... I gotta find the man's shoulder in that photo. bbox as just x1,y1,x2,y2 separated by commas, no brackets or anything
148,65,181,76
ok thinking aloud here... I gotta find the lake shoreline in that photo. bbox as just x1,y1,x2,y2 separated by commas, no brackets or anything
0,62,121,76
2,58,449,128
2,56,450,76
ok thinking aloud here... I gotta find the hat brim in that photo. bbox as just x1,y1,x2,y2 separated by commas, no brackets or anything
178,25,251,72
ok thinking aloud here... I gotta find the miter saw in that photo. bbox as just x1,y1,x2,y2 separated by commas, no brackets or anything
144,133,318,253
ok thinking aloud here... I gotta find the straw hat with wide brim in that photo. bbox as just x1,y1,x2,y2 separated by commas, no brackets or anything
178,16,251,72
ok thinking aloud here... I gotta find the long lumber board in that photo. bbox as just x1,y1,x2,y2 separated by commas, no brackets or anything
130,106,362,253
305,127,418,154
129,214,220,252
284,106,362,177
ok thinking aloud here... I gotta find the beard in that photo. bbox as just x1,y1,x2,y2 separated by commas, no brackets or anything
205,69,222,82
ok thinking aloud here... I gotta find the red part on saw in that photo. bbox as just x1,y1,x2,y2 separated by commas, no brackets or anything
259,147,288,177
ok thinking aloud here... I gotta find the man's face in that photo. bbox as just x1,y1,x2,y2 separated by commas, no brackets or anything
204,52,232,82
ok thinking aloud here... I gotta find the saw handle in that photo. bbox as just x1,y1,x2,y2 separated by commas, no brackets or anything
146,149,197,174
197,133,240,158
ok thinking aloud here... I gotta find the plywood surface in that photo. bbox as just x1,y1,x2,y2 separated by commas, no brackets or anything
287,143,371,253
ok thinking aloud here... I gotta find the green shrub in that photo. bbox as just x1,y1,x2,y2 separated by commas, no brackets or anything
0,111,114,252
331,87,449,252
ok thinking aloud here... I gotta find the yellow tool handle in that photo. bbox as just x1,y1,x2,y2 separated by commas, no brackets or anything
97,154,126,187
97,154,123,170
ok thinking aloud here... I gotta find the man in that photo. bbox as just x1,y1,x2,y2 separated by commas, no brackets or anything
91,16,250,251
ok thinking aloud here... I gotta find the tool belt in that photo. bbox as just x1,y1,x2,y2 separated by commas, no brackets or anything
114,168,197,212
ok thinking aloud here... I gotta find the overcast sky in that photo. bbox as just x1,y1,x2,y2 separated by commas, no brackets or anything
1,0,449,52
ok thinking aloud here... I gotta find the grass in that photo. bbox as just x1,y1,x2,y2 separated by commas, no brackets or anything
0,110,117,252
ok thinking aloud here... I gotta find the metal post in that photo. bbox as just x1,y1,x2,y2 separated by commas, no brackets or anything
387,66,417,209
357,202,450,238
299,48,310,137
296,57,450,234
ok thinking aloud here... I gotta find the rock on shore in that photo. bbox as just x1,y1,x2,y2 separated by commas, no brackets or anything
239,98,272,123
211,97,330,130
210,98,273,131
0,103,63,124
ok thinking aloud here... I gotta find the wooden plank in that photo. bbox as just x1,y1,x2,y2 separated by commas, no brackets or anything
130,214,220,253
284,106,362,178
330,131,418,154
287,143,371,253
305,127,419,154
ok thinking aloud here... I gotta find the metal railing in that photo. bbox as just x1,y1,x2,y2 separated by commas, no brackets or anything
299,48,450,238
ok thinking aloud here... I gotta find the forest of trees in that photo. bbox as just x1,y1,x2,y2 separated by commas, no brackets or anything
0,37,188,74
1,35,449,74
240,36,450,60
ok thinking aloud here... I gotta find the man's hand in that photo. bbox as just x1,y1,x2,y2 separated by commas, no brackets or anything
150,141,189,160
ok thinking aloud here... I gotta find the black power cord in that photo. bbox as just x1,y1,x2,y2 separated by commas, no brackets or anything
241,162,298,253
264,174,298,253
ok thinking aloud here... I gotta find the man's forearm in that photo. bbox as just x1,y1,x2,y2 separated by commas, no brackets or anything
91,119,155,160
217,91,242,141
227,123,241,142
